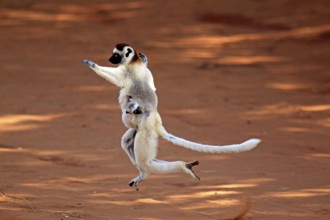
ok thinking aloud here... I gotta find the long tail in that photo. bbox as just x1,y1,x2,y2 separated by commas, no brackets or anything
157,124,260,154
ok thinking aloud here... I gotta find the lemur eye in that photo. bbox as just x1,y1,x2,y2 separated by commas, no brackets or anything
125,48,132,57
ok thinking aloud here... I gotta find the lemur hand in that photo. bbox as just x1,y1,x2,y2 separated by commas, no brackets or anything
138,53,148,64
83,59,96,68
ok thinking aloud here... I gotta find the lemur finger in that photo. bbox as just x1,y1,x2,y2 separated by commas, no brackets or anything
82,59,96,68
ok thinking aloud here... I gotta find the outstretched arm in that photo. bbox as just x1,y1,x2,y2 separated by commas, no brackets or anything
83,59,124,87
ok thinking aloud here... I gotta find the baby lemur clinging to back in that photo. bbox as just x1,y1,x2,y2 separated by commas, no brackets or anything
83,43,261,187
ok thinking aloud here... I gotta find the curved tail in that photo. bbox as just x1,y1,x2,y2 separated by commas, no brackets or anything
157,125,261,154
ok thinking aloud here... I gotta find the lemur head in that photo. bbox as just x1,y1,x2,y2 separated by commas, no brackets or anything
109,43,140,65
125,96,143,115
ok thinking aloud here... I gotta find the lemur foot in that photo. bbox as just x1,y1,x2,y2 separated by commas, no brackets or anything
82,59,96,68
128,180,139,191
129,175,143,188
128,180,135,187
186,160,200,181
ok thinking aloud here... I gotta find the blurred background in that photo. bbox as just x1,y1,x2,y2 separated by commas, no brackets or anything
0,0,329,219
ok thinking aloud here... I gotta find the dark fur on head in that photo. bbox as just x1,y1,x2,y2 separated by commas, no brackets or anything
115,43,139,63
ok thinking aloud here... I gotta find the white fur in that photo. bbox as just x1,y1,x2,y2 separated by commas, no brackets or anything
83,47,199,186
83,44,261,186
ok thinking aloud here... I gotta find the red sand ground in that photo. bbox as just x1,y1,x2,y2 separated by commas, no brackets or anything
0,0,329,219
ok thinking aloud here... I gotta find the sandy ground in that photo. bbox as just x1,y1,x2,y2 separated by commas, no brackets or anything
0,0,329,219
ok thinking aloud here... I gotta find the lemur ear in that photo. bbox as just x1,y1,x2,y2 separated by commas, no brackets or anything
125,48,132,57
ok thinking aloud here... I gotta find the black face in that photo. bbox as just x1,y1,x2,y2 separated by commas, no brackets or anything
109,52,121,64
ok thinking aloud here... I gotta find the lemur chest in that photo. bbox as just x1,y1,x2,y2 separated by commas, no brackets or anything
118,79,157,111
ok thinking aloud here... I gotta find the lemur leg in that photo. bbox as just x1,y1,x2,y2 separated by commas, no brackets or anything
128,170,150,187
121,128,147,187
128,128,157,187
151,159,200,180
128,128,201,186
128,159,200,187
121,128,138,165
